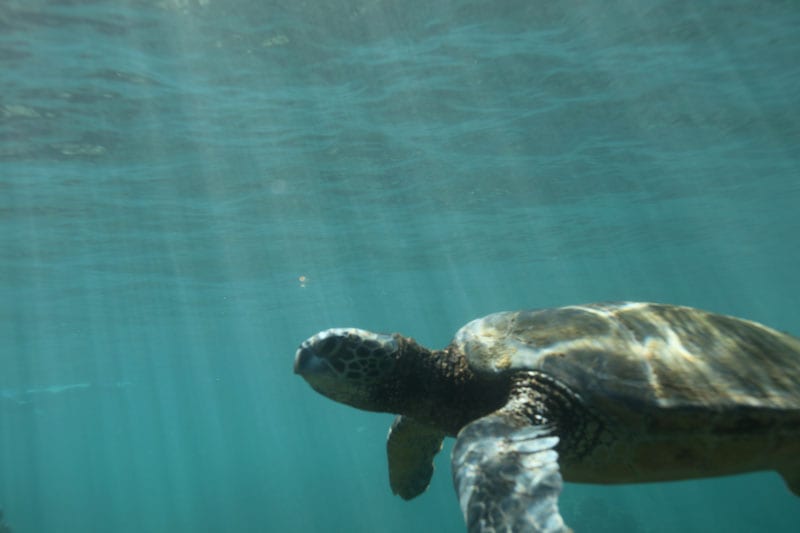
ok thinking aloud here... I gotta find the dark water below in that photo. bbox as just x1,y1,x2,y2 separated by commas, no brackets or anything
1,1,799,531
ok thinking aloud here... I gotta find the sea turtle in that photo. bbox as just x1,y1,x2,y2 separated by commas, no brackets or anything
293,302,800,532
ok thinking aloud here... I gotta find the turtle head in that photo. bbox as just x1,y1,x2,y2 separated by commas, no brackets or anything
294,328,401,411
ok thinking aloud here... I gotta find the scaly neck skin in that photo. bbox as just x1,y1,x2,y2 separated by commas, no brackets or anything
377,337,510,436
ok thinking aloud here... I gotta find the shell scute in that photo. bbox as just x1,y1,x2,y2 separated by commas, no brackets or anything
453,302,800,411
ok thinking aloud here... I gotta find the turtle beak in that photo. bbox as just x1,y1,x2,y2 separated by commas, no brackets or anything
293,347,308,374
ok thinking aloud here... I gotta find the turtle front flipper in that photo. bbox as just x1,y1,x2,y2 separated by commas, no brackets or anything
387,415,445,500
451,400,571,532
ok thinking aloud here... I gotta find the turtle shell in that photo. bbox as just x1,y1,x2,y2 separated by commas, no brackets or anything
453,302,800,412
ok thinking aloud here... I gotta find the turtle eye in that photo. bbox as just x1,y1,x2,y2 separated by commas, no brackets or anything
317,336,340,357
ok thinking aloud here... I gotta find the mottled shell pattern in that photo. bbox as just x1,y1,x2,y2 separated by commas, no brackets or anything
453,302,800,410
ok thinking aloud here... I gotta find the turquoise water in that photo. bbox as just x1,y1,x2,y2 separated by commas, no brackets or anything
1,0,799,531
